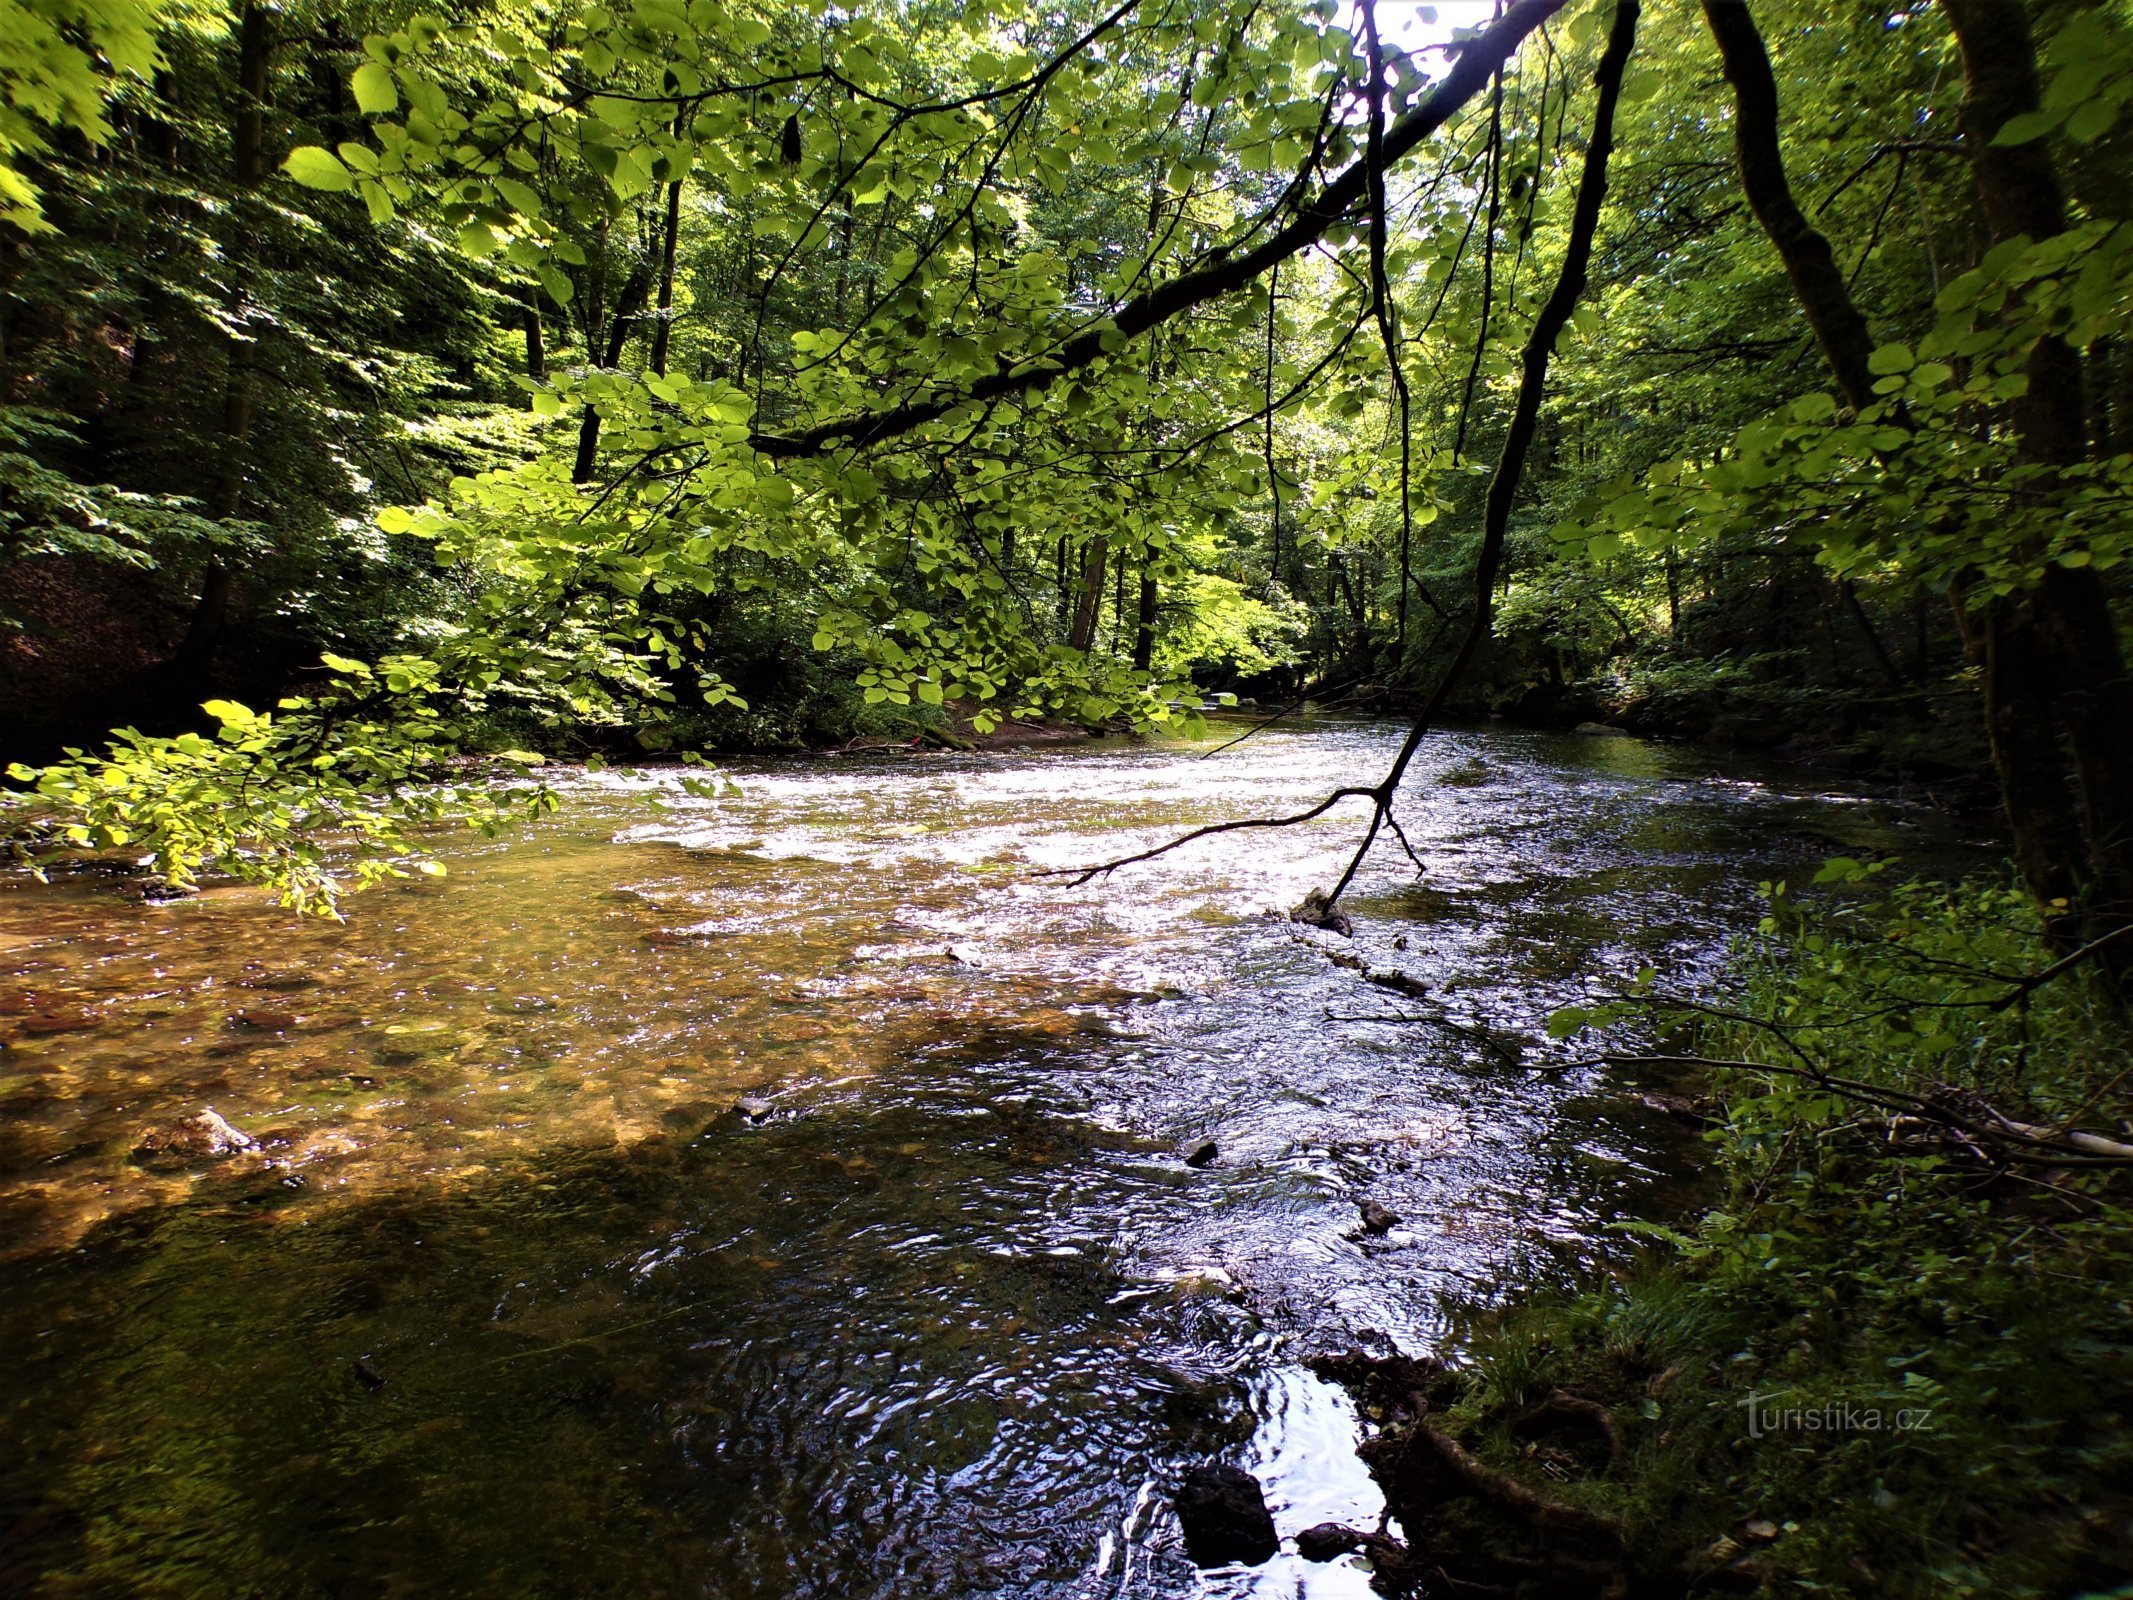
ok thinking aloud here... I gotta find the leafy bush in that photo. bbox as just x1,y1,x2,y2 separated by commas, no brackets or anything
1444,878,2133,1596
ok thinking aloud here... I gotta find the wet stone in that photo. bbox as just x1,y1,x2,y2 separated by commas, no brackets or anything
1288,887,1354,938
1174,1464,1279,1567
1358,1198,1402,1235
1180,1137,1219,1168
1295,1522,1366,1562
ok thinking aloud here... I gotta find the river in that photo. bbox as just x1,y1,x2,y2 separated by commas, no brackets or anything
0,718,1938,1597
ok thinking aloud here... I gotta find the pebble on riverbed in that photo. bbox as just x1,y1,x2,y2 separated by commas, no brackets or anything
132,1108,256,1165
733,1096,777,1124
1179,1137,1219,1168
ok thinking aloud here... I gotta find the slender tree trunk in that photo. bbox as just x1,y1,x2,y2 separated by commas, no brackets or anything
1325,0,1639,907
574,263,653,484
1700,1,1877,411
1068,539,1108,653
521,288,546,379
648,136,684,378
1133,573,1157,671
171,0,270,686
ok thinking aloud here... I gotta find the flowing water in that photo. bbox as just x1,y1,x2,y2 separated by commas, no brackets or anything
0,719,1944,1598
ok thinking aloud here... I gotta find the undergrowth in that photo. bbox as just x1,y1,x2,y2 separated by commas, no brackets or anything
1433,875,2133,1597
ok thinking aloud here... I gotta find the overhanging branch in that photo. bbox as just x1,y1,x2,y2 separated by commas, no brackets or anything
746,0,1571,460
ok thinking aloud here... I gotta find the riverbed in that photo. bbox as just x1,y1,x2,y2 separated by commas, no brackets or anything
0,719,1935,1597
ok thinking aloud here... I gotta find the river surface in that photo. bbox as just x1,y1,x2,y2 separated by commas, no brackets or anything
0,719,1938,1598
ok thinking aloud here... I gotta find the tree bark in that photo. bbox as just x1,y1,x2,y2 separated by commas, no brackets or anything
1700,0,1877,411
1068,538,1108,653
574,262,654,484
648,136,685,378
521,287,546,379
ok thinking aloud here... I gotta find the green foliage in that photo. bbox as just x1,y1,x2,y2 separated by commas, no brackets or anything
2,0,2128,912
1471,879,2133,1595
0,406,225,579
0,0,169,229
4,680,558,914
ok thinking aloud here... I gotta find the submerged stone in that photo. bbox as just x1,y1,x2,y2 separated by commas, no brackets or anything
1180,1137,1219,1168
132,1108,256,1164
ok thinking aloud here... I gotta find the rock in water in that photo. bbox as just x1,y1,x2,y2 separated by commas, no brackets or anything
1358,1198,1402,1235
1174,1464,1279,1567
733,1096,776,1124
1295,1523,1366,1562
1363,966,1429,999
1288,887,1354,938
132,1108,255,1164
1575,721,1630,738
1180,1137,1219,1169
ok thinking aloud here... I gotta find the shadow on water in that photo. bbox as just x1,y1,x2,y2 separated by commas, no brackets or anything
0,719,1969,1597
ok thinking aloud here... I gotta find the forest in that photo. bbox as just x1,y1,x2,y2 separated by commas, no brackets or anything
1,0,2131,1595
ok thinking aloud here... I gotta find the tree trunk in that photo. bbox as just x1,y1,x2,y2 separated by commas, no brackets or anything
1699,0,1879,412
1068,539,1108,654
648,140,684,378
1133,574,1157,671
1943,0,2133,941
1704,0,2110,943
171,0,270,687
521,288,546,379
574,262,653,484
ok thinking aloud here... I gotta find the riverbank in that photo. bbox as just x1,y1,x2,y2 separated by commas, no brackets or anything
1313,874,2133,1598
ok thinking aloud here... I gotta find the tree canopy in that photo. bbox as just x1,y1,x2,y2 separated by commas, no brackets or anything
0,0,2128,927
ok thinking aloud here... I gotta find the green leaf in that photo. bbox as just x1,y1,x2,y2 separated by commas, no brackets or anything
1990,107,2063,146
284,146,356,192
1867,343,1915,375
352,62,398,114
1545,1007,1593,1040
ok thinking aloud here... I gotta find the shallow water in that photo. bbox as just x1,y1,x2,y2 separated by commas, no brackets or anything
0,720,1942,1597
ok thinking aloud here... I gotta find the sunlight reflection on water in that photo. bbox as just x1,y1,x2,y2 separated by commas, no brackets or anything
0,718,1944,1597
